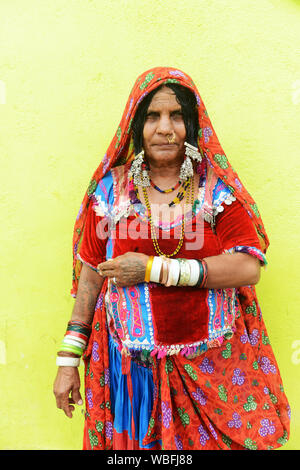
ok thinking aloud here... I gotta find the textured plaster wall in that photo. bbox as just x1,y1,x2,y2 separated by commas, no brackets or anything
0,0,299,450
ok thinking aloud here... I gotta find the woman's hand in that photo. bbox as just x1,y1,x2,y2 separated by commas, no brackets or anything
97,252,149,287
53,366,83,418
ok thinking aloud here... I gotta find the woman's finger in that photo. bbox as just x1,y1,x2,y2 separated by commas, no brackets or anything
71,387,83,406
98,259,116,269
99,269,116,278
97,261,116,275
59,395,73,418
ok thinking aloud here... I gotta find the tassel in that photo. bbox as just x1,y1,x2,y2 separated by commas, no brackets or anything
150,348,159,357
157,348,167,359
181,347,187,356
169,348,177,356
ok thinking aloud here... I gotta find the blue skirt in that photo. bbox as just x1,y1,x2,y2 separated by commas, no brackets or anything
108,335,161,449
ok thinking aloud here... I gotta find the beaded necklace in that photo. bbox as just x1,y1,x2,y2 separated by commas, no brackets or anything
136,178,190,208
150,179,181,194
142,176,195,258
168,179,190,207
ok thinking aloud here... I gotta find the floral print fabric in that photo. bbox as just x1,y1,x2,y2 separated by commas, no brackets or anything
142,298,290,450
82,279,290,450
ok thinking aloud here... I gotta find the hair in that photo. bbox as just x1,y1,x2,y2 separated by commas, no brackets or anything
132,83,199,154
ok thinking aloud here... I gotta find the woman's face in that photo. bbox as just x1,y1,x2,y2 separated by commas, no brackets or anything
142,86,186,167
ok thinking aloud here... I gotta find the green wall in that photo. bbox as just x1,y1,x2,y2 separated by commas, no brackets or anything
0,0,299,450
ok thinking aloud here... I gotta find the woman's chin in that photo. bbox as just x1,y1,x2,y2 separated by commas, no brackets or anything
147,148,182,164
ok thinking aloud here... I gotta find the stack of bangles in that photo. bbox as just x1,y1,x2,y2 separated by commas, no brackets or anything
144,255,208,288
56,320,91,367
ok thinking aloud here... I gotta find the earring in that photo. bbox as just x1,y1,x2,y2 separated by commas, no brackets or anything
184,142,202,163
179,142,202,182
129,150,150,187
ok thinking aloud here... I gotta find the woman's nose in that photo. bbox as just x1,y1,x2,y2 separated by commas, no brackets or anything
156,115,173,135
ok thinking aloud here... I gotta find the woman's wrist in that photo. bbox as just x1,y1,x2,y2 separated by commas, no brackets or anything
57,351,80,358
56,320,91,367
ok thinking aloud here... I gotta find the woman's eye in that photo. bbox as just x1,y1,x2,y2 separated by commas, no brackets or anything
146,113,158,120
172,112,183,120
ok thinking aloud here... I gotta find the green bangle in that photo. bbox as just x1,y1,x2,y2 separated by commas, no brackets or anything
195,260,204,288
59,344,83,356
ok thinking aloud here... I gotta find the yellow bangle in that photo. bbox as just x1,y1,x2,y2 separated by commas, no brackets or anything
144,255,154,282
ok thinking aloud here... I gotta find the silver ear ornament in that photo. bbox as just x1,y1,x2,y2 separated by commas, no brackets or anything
184,142,202,163
129,150,151,187
179,142,202,182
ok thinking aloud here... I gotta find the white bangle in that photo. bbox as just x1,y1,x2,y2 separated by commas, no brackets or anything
187,259,200,286
64,334,87,346
166,259,181,286
62,337,86,349
150,256,163,283
56,356,80,367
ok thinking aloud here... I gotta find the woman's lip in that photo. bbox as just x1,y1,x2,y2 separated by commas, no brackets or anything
154,143,177,148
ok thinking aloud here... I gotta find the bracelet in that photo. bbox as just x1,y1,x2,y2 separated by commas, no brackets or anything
150,256,163,283
58,320,91,361
187,259,200,286
62,337,86,349
144,255,154,282
64,334,87,346
65,320,91,344
177,258,191,286
161,257,170,285
59,343,84,356
165,259,180,287
56,356,80,367
195,259,208,288
64,330,89,342
68,320,91,329
201,259,208,288
195,259,204,287
66,324,91,337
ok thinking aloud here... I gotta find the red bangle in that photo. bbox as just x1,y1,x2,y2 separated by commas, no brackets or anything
64,330,89,341
68,320,91,329
200,259,208,288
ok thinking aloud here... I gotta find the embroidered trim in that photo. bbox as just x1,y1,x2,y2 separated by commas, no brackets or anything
91,166,237,232
207,287,237,340
76,253,98,271
116,326,236,365
92,194,108,218
223,246,268,266
105,280,155,352
212,192,236,217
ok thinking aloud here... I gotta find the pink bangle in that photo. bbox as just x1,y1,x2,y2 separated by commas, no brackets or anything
161,257,170,285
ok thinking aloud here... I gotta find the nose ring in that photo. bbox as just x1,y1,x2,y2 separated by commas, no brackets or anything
167,131,176,144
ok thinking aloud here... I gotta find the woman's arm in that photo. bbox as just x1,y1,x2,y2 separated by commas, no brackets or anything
203,252,261,289
53,263,104,418
70,262,105,324
97,251,261,288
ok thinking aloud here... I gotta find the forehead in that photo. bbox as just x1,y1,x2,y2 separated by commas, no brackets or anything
147,86,180,110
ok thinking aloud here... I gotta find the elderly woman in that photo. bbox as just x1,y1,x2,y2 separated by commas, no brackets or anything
53,67,290,450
